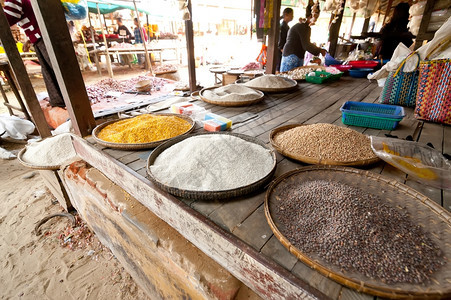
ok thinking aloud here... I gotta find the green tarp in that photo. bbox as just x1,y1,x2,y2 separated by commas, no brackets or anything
87,0,151,15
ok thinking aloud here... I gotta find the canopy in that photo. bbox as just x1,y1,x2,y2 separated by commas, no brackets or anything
87,0,151,15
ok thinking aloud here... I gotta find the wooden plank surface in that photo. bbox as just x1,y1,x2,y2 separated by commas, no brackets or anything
79,78,449,300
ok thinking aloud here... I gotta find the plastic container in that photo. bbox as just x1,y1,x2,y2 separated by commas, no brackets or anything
340,101,405,130
306,71,332,84
348,60,379,69
349,68,373,78
330,65,352,72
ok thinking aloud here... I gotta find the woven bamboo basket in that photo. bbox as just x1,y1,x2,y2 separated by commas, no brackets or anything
92,113,195,150
17,147,60,170
147,132,277,200
238,76,298,93
269,124,380,166
277,65,327,81
199,86,265,107
264,165,451,299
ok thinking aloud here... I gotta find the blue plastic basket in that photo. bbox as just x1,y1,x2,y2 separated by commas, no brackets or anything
340,101,405,130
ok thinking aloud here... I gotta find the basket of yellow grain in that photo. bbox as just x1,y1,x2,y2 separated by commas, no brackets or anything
92,113,195,150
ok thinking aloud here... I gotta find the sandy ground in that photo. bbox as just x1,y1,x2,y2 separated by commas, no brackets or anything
0,141,151,299
0,62,217,300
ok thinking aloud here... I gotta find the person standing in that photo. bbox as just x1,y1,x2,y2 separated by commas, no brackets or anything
280,3,326,72
3,0,66,107
375,2,414,59
277,7,293,71
133,18,147,66
115,17,132,41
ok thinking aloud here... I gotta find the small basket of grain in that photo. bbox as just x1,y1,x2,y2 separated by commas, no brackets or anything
135,79,151,92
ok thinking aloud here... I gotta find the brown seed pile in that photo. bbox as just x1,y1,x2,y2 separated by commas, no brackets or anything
274,179,445,284
273,123,377,162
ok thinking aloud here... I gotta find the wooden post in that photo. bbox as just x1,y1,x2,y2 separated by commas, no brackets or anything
413,0,435,50
133,0,153,75
361,17,370,34
0,7,51,138
185,0,196,92
382,0,394,25
328,0,346,57
97,4,114,78
30,0,96,137
265,0,281,74
347,13,356,39
88,12,102,75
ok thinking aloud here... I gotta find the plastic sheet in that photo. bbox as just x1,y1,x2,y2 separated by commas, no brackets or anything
371,136,451,189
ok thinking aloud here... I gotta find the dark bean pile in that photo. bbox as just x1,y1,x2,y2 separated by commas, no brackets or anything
274,179,445,284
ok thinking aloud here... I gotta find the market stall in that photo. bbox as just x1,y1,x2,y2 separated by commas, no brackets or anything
1,0,450,299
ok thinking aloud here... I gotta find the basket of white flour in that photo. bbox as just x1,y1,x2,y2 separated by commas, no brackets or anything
147,132,277,200
199,84,264,107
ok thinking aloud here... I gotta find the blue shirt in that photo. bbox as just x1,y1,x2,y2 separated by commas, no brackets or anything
134,27,145,44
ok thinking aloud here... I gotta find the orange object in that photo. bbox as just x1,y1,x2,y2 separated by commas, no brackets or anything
256,44,267,66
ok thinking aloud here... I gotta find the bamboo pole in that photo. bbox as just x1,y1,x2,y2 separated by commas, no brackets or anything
97,3,113,78
133,0,153,75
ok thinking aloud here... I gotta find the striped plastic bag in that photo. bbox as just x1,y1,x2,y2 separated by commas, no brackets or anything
379,52,420,107
414,46,451,124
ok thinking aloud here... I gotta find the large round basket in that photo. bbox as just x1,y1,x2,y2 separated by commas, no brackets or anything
17,147,60,170
240,76,298,93
269,124,380,166
147,132,277,200
92,113,195,150
199,86,265,107
278,65,326,81
265,165,451,299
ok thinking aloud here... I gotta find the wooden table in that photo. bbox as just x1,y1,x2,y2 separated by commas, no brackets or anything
73,77,450,299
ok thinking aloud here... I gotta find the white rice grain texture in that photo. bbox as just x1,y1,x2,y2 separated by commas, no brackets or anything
22,133,77,166
150,135,274,191
244,74,295,88
202,84,262,102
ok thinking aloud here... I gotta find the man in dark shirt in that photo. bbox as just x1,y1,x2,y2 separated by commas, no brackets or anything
280,4,326,72
277,7,293,71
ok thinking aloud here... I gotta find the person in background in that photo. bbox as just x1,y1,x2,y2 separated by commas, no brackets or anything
133,17,147,66
277,7,293,71
3,0,66,107
375,2,415,59
280,2,326,72
115,17,131,41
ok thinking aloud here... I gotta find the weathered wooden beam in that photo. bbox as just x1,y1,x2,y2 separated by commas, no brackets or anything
382,0,394,25
413,0,435,50
0,8,51,138
30,0,96,137
361,17,370,34
328,0,346,57
185,0,197,92
266,0,282,74
72,136,326,300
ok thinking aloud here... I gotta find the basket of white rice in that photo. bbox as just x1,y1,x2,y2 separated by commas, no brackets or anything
242,74,297,92
199,84,264,107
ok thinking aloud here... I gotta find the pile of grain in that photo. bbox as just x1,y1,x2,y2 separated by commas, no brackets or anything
22,133,77,166
150,135,274,191
273,123,376,162
244,74,295,88
97,114,192,144
202,85,262,102
274,179,445,284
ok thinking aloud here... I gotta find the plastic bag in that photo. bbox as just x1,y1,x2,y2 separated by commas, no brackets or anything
0,115,35,140
370,136,451,189
61,0,88,20
409,1,426,16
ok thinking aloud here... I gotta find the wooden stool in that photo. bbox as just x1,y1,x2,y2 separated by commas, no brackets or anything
0,61,31,120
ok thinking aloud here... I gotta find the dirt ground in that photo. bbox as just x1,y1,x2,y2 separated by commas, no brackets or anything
0,62,216,299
